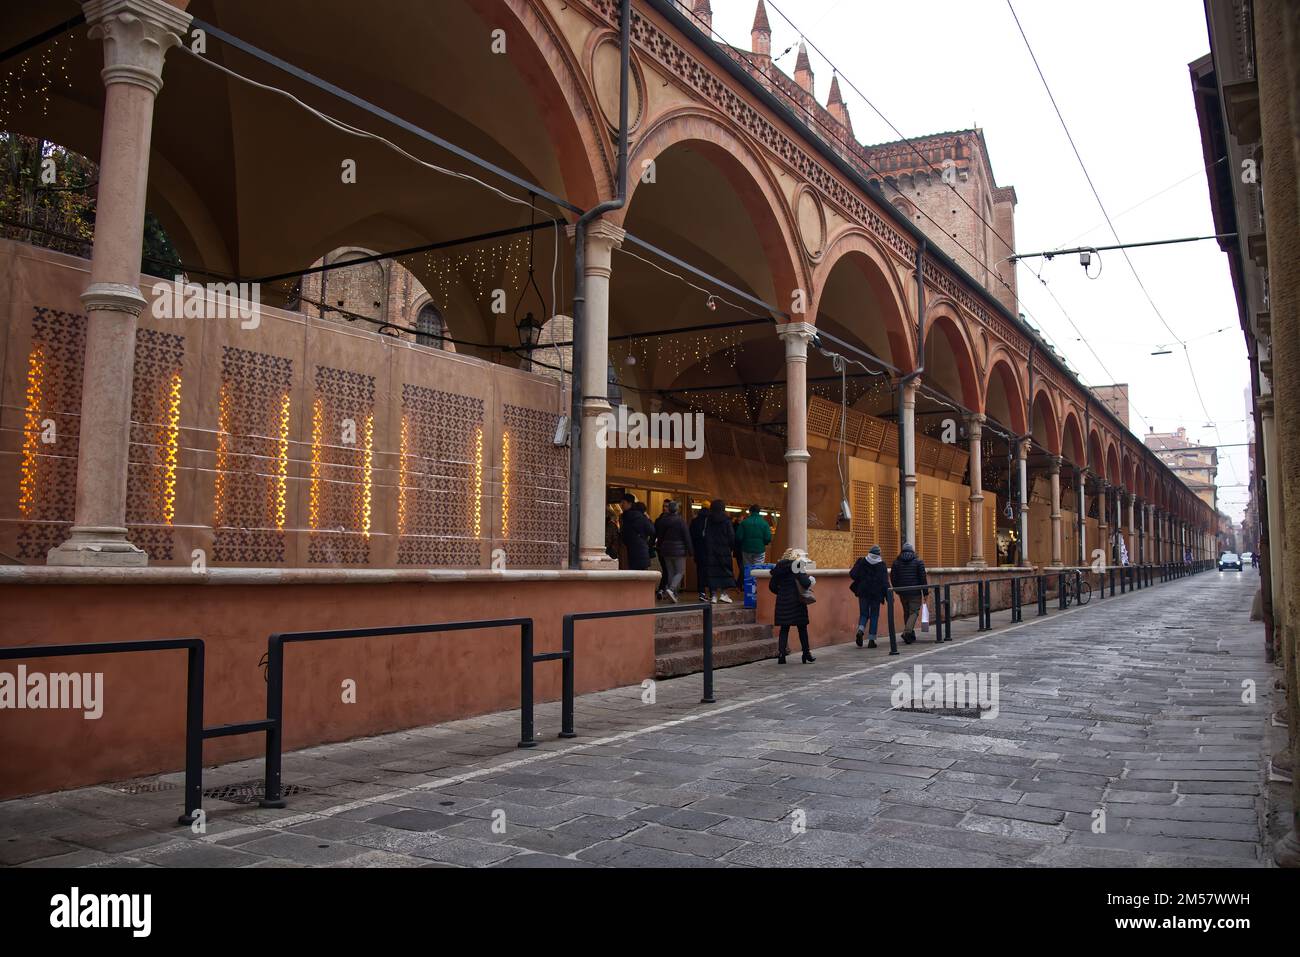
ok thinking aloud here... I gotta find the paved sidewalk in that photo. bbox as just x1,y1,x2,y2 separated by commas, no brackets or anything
0,571,1273,868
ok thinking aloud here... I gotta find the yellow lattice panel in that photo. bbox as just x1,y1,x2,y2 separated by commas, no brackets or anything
920,492,939,565
851,480,876,557
942,497,957,567
878,484,900,560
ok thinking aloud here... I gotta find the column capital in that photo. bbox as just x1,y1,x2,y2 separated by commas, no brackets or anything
81,281,147,316
1016,439,1029,461
83,0,191,95
776,321,818,361
1048,454,1062,474
965,412,985,438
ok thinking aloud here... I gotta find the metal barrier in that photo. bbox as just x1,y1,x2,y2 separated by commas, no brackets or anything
259,617,533,808
0,637,207,825
554,603,714,741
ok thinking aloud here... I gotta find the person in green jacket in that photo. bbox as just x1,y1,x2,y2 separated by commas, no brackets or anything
735,505,772,569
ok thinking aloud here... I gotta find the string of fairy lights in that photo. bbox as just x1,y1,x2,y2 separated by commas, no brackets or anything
0,35,70,128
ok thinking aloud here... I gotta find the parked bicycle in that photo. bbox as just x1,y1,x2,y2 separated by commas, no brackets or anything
1062,569,1092,607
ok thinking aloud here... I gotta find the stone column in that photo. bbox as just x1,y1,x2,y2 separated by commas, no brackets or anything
575,219,624,570
900,377,920,549
1048,455,1062,566
967,414,986,567
1261,395,1287,633
1016,439,1030,566
48,0,191,566
1076,467,1087,565
1126,492,1136,564
1097,483,1110,568
778,322,817,552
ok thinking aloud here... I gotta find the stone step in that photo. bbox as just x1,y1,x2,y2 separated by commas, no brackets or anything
654,603,754,634
655,635,780,680
654,622,773,656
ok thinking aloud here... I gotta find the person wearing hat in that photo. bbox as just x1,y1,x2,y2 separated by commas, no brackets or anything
890,543,928,644
849,544,889,648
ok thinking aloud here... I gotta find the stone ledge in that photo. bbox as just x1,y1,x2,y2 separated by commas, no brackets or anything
0,566,662,587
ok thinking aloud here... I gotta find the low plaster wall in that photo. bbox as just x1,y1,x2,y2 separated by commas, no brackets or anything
0,569,657,798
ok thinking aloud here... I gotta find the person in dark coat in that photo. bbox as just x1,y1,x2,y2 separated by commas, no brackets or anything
619,500,655,571
890,542,928,644
703,499,737,603
689,506,710,601
849,544,889,648
768,547,815,664
654,500,691,602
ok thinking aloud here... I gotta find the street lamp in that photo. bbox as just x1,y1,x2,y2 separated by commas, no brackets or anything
516,310,543,352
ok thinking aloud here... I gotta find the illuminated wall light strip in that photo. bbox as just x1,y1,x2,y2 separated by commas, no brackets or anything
501,430,511,539
162,371,182,526
397,414,409,536
275,391,291,532
18,346,44,518
309,397,323,531
360,412,374,538
213,382,231,527
472,427,483,539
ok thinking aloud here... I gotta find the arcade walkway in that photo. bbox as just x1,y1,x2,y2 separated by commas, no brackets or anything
0,572,1278,868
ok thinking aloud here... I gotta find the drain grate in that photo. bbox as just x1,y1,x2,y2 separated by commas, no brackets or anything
892,705,986,718
108,778,310,804
203,781,311,805
108,780,179,795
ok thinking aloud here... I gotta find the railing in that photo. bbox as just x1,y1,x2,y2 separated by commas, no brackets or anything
549,603,714,740
0,637,207,824
259,617,534,808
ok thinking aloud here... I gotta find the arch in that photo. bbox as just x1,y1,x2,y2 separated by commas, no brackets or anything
982,352,1027,434
1060,410,1086,466
1030,385,1061,456
919,298,980,408
1106,443,1121,487
810,228,917,372
1087,428,1105,476
619,107,805,309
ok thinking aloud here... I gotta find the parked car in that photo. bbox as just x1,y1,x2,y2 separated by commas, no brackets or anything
1241,551,1254,564
1218,552,1242,571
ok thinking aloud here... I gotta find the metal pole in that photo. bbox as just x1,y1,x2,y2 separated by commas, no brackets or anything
180,642,205,826
519,620,537,748
561,617,576,738
259,637,286,808
701,603,715,703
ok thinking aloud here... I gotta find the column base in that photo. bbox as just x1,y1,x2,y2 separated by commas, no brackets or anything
1275,829,1300,868
968,559,987,568
47,527,148,567
578,549,619,571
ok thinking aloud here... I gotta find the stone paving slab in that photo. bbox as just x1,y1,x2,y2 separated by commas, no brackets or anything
0,571,1276,868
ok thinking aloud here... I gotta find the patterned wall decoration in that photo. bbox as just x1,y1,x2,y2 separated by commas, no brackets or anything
15,307,85,560
502,404,568,569
126,329,185,560
212,345,293,564
307,365,376,565
395,384,483,567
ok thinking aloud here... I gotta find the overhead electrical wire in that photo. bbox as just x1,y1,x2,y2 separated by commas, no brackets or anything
1004,0,1223,440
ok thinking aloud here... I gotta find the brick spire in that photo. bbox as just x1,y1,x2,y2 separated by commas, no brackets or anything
693,0,712,32
751,1,771,56
827,74,852,133
794,41,813,94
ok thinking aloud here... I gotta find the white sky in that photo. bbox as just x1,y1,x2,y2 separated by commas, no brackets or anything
702,0,1251,524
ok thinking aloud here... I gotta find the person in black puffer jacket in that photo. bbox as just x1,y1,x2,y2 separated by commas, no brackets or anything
849,544,889,648
619,499,655,571
768,547,816,664
702,499,737,602
653,500,691,602
890,542,928,644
